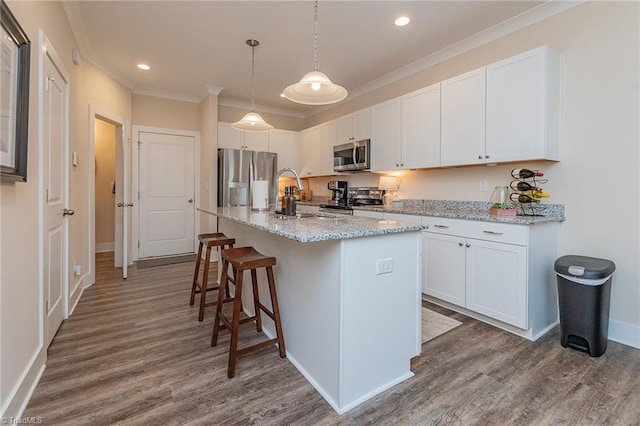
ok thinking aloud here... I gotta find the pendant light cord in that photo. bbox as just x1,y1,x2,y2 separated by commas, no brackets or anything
250,43,256,111
313,0,319,71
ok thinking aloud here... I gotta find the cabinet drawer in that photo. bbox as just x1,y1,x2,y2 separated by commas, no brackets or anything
465,222,528,246
422,216,528,246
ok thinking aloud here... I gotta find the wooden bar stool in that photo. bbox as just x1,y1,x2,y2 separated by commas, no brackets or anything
190,233,235,321
211,246,286,378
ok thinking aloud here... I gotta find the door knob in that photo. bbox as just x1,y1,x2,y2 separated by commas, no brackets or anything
127,203,134,207
188,199,194,203
63,208,75,216
117,202,124,207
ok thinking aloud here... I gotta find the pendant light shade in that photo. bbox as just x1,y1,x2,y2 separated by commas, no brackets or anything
232,39,273,132
283,0,347,105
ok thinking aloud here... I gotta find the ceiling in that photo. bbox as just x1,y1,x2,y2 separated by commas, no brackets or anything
64,1,555,117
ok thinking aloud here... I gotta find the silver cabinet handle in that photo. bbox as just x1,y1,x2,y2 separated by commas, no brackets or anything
63,208,74,216
483,230,504,235
188,199,194,203
478,155,484,159
485,154,490,159
434,225,449,229
466,243,471,248
458,242,463,247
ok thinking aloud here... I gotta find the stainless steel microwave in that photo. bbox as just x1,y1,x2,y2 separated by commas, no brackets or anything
333,139,370,172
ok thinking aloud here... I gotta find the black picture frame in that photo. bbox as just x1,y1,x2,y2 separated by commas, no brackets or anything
1,0,30,182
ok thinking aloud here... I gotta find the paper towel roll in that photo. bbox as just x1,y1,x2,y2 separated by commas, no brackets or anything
251,180,269,210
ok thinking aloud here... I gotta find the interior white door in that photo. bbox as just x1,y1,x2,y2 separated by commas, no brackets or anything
43,41,69,347
138,131,195,258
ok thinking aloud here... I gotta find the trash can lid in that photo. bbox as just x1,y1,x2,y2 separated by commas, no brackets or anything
554,255,615,280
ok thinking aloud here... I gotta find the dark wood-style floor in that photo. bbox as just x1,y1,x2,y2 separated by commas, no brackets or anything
25,252,640,425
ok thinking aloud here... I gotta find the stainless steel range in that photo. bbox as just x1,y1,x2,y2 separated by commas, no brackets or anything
347,187,383,206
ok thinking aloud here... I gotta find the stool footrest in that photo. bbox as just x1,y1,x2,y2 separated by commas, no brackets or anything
257,303,276,321
203,296,233,309
236,338,279,358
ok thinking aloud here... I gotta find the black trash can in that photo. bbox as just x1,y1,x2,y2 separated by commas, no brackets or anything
554,255,615,357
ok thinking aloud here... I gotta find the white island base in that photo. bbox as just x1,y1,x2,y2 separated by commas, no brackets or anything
218,217,422,414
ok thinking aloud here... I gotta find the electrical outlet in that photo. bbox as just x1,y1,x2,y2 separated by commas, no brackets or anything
74,264,82,276
480,180,488,191
376,258,393,275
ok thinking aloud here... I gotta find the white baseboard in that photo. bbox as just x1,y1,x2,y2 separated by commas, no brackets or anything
609,319,640,349
0,345,46,420
69,272,88,315
95,243,114,253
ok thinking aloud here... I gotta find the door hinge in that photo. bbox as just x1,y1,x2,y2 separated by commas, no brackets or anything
138,241,140,248
138,191,140,200
45,188,49,201
45,299,49,313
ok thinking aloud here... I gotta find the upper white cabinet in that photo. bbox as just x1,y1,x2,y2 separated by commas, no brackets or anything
218,122,268,152
298,126,322,177
372,83,441,171
337,108,371,145
298,121,335,177
440,67,487,166
441,45,560,166
402,83,441,169
485,45,560,162
269,129,298,171
371,98,402,171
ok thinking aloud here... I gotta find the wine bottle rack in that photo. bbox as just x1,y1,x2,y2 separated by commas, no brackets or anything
509,168,549,216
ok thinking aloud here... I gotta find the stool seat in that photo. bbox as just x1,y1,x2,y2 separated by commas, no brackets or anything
221,246,276,271
212,246,286,378
190,233,235,321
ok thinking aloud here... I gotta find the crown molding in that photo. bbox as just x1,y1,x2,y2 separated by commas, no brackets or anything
218,98,306,119
132,87,202,103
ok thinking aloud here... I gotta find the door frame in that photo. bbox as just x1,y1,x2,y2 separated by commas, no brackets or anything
38,30,70,341
131,125,201,260
87,106,128,284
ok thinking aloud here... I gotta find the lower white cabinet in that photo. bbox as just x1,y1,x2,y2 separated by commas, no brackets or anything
422,217,559,340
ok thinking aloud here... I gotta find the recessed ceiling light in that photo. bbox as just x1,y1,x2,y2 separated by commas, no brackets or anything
137,63,150,70
395,16,410,27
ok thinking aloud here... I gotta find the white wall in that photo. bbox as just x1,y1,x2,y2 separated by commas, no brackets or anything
306,1,640,347
0,0,132,417
94,119,116,251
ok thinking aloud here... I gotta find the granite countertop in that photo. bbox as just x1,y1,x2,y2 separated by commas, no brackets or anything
353,200,565,225
299,198,565,225
198,207,423,243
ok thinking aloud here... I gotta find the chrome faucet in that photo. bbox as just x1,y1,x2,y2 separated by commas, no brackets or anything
275,168,304,212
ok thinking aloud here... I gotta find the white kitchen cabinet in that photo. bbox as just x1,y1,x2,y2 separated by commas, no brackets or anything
440,67,486,166
422,232,466,306
402,83,441,169
422,217,559,340
337,108,371,145
485,45,560,162
298,126,321,177
269,129,298,170
371,97,402,171
218,122,269,151
320,121,337,175
298,121,335,177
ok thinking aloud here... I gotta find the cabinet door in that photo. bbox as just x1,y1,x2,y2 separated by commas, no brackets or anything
465,239,527,328
441,67,486,166
269,129,298,170
298,126,321,177
422,232,466,306
337,115,355,145
486,46,547,162
218,122,244,150
353,108,372,141
371,97,402,171
243,131,269,152
403,83,441,169
319,121,337,175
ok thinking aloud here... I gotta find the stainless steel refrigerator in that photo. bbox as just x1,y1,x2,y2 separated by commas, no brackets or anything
218,148,278,208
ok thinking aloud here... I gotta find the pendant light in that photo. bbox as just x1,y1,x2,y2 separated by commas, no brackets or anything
282,0,347,105
232,39,274,132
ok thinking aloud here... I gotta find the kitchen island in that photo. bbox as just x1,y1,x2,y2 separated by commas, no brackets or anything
199,207,423,414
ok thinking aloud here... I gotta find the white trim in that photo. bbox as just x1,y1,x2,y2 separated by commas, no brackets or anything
95,242,115,253
0,346,46,420
132,86,201,103
609,319,640,350
132,125,201,259
202,84,224,97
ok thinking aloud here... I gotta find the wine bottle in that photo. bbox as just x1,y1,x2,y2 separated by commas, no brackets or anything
510,193,541,204
524,189,550,199
511,168,544,179
511,181,541,192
